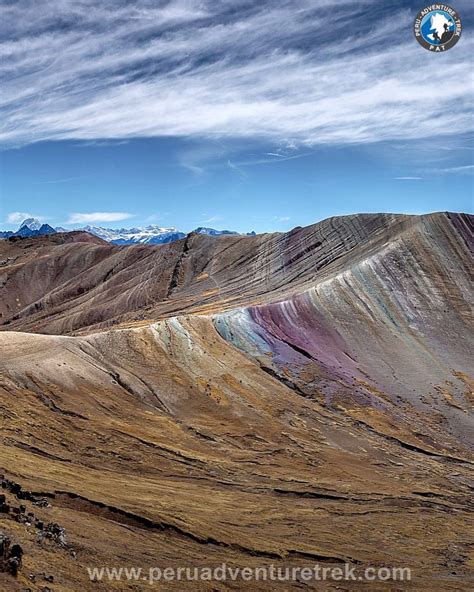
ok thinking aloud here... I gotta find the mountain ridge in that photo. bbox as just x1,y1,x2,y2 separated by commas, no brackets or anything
0,212,470,335
0,217,254,244
0,211,472,591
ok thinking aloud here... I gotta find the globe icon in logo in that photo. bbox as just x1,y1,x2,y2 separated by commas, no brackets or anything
414,5,462,52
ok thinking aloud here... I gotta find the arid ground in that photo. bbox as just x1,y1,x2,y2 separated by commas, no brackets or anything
0,212,473,590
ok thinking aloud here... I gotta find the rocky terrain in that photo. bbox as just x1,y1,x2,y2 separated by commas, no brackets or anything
0,212,473,590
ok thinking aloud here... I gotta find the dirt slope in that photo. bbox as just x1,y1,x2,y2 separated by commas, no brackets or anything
0,212,473,591
3,212,464,335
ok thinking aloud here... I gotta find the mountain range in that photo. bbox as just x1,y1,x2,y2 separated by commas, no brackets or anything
0,217,57,239
0,212,472,591
0,218,255,244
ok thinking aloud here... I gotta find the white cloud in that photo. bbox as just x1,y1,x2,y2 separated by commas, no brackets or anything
6,211,45,223
0,1,472,147
35,176,87,184
227,159,246,177
200,215,223,224
394,176,422,180
273,216,291,222
438,165,474,174
68,212,134,224
180,162,205,176
144,213,167,223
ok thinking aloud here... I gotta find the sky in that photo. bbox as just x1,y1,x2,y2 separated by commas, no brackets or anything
0,0,473,233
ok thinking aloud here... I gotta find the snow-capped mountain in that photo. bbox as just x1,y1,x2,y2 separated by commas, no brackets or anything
0,219,255,244
80,224,186,245
18,221,56,237
78,224,252,244
194,227,239,236
19,217,43,231
0,218,57,239
194,227,256,237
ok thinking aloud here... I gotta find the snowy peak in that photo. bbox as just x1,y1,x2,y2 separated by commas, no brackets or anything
193,227,239,236
81,224,186,245
80,224,254,244
1,220,255,244
18,217,43,231
193,227,256,237
12,218,56,237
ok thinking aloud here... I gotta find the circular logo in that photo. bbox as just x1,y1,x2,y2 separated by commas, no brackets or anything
414,4,462,51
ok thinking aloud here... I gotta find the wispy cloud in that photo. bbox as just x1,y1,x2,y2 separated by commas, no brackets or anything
68,212,134,224
180,162,205,176
238,151,314,167
74,140,129,148
273,215,291,222
437,165,474,174
6,211,45,224
178,143,227,176
227,159,247,177
200,214,223,224
0,1,472,147
394,176,422,181
35,175,87,184
144,213,169,224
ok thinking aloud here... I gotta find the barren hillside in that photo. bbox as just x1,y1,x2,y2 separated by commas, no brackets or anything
0,212,473,591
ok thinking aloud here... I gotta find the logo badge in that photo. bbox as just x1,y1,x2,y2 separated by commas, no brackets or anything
414,4,462,51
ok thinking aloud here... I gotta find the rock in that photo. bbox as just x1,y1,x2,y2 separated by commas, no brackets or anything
0,533,23,577
8,556,21,577
0,493,9,513
38,523,67,547
0,533,11,558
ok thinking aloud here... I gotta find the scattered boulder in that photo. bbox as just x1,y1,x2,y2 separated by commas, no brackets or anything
39,523,67,547
1,477,50,507
0,533,10,558
9,544,24,576
0,532,23,577
0,493,9,513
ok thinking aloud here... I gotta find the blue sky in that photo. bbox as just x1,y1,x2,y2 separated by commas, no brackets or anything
0,0,472,233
